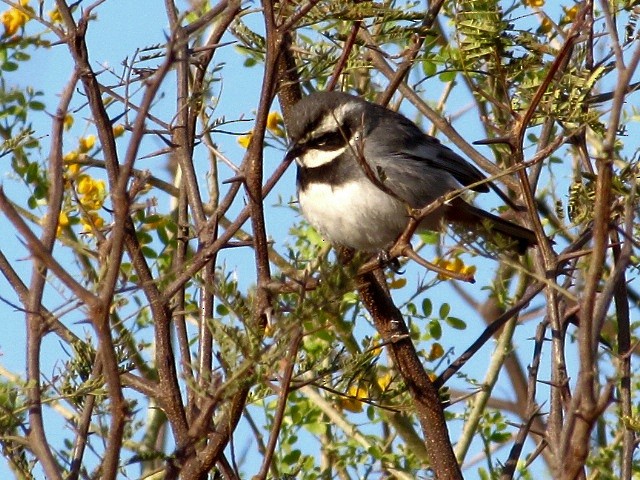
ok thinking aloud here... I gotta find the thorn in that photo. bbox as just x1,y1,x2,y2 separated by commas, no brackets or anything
222,175,245,185
473,136,512,146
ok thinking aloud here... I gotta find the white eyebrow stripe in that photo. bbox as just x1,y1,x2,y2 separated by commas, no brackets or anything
311,102,359,137
296,146,346,168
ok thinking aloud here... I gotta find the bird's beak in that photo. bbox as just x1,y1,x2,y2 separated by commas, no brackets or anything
284,143,302,166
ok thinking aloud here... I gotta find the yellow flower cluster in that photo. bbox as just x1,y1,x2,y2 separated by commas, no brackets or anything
112,124,125,137
78,134,96,153
237,133,252,149
58,173,106,237
427,342,445,361
338,373,394,413
539,17,552,34
79,211,105,232
57,128,128,237
76,175,106,211
340,385,368,413
434,256,476,281
266,111,286,137
237,111,286,149
62,134,95,174
1,0,32,36
56,210,70,237
49,8,62,24
58,135,108,237
562,4,579,23
63,114,74,131
535,3,580,34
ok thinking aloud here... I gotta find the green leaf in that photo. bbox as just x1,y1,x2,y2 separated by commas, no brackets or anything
136,231,153,245
28,101,46,111
142,214,163,224
490,431,511,443
438,70,456,82
305,421,326,436
422,59,437,77
25,161,38,183
439,303,450,319
33,184,47,200
429,319,442,340
283,449,301,465
13,51,30,61
418,231,439,244
157,224,169,245
367,444,383,459
446,317,467,330
141,246,157,258
366,405,375,421
421,298,432,317
2,62,18,72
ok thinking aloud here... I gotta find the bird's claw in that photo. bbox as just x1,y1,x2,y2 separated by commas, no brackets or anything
377,251,404,274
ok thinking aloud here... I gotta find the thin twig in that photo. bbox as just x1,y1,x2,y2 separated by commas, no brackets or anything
255,328,303,480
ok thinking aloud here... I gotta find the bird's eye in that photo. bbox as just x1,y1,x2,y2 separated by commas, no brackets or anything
311,131,347,150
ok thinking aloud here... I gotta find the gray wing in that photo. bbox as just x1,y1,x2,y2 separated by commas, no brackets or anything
400,135,489,192
361,108,488,208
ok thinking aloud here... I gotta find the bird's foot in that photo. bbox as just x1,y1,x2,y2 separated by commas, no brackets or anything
377,251,404,274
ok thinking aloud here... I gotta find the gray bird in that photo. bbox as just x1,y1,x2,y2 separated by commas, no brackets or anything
284,91,536,253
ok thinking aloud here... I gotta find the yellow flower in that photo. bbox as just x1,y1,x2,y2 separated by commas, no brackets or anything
58,211,70,227
377,372,393,391
63,114,74,131
63,153,80,183
80,211,105,234
63,150,79,163
388,277,407,289
369,336,383,356
1,0,32,36
522,0,544,6
562,4,579,24
56,210,70,237
266,111,286,138
237,133,252,149
76,175,106,211
538,17,552,34
49,8,62,24
435,256,476,281
65,162,80,176
78,135,96,153
112,124,125,137
427,342,445,361
76,175,93,195
339,385,367,413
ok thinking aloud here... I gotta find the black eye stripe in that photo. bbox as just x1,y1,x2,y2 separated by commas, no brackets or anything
308,131,349,151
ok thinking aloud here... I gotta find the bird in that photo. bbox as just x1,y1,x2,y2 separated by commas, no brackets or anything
284,91,537,254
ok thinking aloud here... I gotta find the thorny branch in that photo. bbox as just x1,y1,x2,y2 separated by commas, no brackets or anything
1,1,638,479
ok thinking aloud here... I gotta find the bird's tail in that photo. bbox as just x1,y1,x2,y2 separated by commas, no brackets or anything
445,199,537,254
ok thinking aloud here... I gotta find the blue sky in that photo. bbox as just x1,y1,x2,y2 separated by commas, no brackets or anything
1,1,639,478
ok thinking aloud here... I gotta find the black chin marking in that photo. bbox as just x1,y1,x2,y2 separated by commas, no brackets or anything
297,154,353,191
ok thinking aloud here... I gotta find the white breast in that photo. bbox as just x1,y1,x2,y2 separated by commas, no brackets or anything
298,179,410,251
